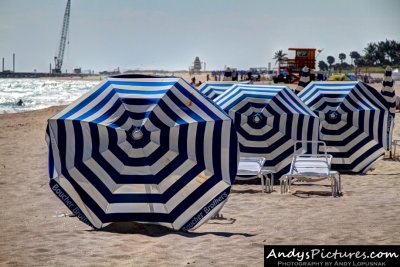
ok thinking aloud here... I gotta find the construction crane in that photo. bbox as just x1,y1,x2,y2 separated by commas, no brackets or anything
52,0,71,74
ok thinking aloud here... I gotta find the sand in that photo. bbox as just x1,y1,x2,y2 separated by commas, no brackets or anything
1,81,400,267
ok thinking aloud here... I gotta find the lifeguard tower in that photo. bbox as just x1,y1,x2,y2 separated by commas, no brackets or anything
189,56,202,75
286,48,316,72
273,48,319,84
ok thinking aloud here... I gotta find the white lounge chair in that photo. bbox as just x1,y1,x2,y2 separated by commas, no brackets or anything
236,157,274,193
280,141,341,197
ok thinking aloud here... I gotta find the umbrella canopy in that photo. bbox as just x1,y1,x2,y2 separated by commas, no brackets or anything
214,84,319,179
198,81,250,100
295,66,311,94
46,76,239,231
380,66,396,150
381,66,396,115
298,81,391,173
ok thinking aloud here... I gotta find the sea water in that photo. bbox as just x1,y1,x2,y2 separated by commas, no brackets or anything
0,78,100,114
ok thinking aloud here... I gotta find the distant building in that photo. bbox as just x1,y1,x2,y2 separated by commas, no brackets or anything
99,67,121,76
73,67,82,74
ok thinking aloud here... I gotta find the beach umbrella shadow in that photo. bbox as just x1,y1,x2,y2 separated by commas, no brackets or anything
94,221,254,238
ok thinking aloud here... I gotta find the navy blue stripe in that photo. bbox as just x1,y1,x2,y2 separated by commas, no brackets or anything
229,123,238,184
212,120,223,180
46,125,55,178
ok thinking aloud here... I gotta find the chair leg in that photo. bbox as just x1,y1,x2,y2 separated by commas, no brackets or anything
284,176,289,193
259,174,265,193
280,177,285,194
333,178,338,197
270,173,274,192
266,176,271,193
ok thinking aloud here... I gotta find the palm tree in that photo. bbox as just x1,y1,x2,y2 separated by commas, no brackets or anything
349,51,361,66
338,53,346,64
318,60,329,71
327,56,335,70
273,50,288,74
364,43,378,66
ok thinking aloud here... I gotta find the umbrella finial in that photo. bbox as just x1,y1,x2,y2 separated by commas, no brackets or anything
252,114,261,124
328,111,338,120
132,129,144,140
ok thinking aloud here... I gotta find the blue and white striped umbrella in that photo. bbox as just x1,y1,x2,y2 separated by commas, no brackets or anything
381,66,396,151
295,66,311,94
381,66,396,114
198,81,250,100
298,81,391,173
46,76,239,231
215,84,319,179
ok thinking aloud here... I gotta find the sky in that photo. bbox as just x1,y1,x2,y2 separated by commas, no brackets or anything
0,0,399,73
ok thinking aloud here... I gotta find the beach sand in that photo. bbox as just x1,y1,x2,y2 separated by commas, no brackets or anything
0,82,400,266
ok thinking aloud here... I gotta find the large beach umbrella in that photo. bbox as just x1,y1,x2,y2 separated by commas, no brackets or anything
295,66,310,94
198,81,250,100
298,81,391,173
46,75,239,231
214,84,319,180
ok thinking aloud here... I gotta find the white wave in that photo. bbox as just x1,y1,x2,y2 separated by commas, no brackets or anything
0,79,99,114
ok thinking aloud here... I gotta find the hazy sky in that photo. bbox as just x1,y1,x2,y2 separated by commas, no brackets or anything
0,0,399,72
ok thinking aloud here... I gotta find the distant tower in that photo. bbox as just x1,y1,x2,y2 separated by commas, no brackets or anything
193,57,202,73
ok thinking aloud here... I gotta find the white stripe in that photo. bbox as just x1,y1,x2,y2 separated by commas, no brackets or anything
187,123,198,162
64,120,75,170
203,122,215,175
221,120,234,184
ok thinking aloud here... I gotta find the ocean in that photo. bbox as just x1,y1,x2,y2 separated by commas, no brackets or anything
0,78,100,114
